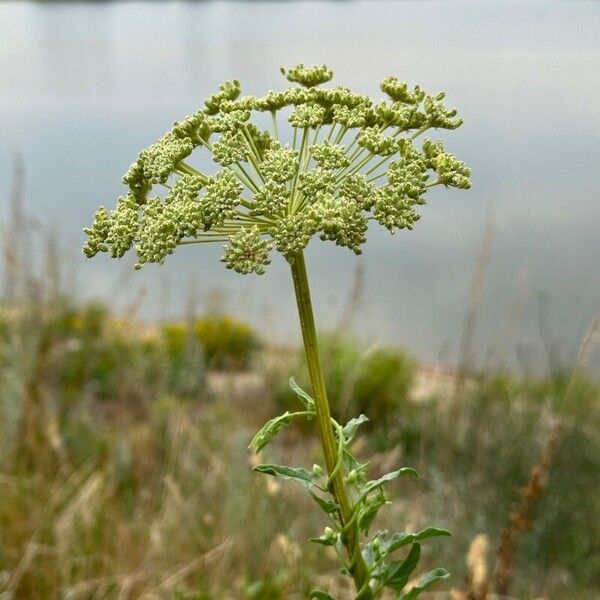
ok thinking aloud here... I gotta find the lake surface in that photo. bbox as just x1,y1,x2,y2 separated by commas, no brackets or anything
1,1,599,373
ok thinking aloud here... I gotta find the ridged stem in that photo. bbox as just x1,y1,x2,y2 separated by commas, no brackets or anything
290,251,372,599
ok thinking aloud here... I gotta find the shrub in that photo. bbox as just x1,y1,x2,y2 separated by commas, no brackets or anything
162,315,259,371
273,335,414,435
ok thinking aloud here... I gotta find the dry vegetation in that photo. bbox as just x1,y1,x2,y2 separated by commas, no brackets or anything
1,167,599,599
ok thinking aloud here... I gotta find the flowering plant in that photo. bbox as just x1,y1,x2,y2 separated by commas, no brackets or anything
84,64,470,599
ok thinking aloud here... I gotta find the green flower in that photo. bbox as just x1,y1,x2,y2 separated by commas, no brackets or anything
312,195,367,254
83,207,111,258
269,213,319,262
288,104,326,129
85,64,470,274
282,64,333,88
309,140,350,170
204,79,241,115
298,168,336,197
212,131,249,166
201,170,244,227
252,182,289,216
261,144,300,183
357,127,398,156
221,226,272,275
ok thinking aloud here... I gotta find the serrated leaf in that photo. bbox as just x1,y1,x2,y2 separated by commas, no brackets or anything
248,412,293,453
342,414,369,441
289,377,315,411
381,543,421,591
252,464,316,489
310,491,339,516
358,490,387,534
309,591,336,600
400,567,450,599
357,467,419,503
382,527,451,554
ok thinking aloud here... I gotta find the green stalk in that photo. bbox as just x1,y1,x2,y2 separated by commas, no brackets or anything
291,251,372,599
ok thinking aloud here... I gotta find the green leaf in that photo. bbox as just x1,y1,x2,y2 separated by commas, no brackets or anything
362,532,383,568
342,450,369,482
289,377,315,411
309,531,338,546
357,467,419,503
342,414,369,441
400,568,450,599
309,591,336,600
252,464,316,489
381,543,421,591
357,490,387,534
309,491,339,516
381,527,451,554
248,412,293,453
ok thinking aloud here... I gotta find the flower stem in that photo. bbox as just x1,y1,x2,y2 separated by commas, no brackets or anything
290,251,372,599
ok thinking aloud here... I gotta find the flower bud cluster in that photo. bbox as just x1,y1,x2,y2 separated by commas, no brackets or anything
339,173,375,210
261,144,300,183
251,182,288,216
201,170,244,227
282,64,333,88
172,110,212,145
298,168,336,197
204,80,241,115
357,127,398,156
107,195,140,258
85,64,471,275
269,213,320,262
221,226,272,275
423,139,471,188
123,133,194,203
83,207,112,258
309,140,350,170
380,77,426,105
288,104,326,129
423,93,463,130
312,194,368,254
212,131,248,166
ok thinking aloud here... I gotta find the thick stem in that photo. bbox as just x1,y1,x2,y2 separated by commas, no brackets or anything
290,251,372,599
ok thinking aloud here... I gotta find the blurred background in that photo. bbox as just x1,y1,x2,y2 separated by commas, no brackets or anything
0,1,599,599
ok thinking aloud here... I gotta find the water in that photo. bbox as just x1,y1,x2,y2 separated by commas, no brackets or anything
1,1,599,372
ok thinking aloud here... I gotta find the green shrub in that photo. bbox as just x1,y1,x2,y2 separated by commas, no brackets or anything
162,315,259,371
273,334,414,433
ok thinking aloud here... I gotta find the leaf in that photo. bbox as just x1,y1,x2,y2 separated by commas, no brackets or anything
381,527,451,554
252,464,316,489
342,414,369,441
309,491,339,516
342,450,369,482
309,591,336,600
289,377,315,411
357,490,387,534
248,412,293,453
309,532,338,546
357,467,419,503
362,532,383,568
381,543,421,591
400,568,450,599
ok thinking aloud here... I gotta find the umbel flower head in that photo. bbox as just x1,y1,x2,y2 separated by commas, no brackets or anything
84,64,471,274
